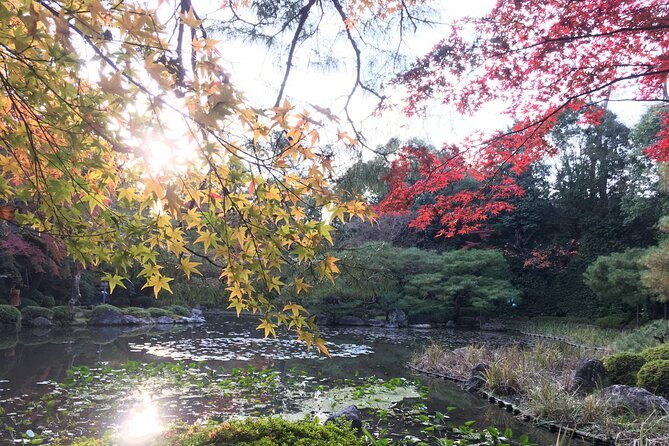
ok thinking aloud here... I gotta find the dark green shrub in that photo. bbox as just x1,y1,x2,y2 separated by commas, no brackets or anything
637,359,669,397
166,305,190,316
53,306,74,324
123,307,151,318
24,288,45,305
0,305,21,331
20,306,54,321
19,298,38,308
132,295,155,308
91,304,122,317
603,352,646,386
148,307,172,318
40,294,56,308
595,314,630,329
641,344,669,362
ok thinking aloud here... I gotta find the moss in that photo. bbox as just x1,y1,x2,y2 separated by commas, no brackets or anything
603,352,646,386
20,305,54,321
637,359,669,397
122,307,151,318
641,343,669,362
166,305,190,316
148,307,173,318
0,305,21,332
53,306,74,324
69,419,363,446
91,304,122,317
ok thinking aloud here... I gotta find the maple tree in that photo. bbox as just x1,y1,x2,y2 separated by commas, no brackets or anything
0,0,384,353
379,0,669,236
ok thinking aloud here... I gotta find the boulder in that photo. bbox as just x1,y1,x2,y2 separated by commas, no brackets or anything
598,385,669,415
337,316,367,326
445,320,456,328
190,308,203,318
464,362,490,393
570,358,607,395
154,316,175,324
367,319,385,327
325,405,362,432
386,309,408,328
88,310,146,326
30,316,53,328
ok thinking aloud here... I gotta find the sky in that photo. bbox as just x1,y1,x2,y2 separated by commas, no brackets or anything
202,0,651,163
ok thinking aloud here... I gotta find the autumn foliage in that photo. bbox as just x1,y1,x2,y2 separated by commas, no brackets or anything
379,0,669,235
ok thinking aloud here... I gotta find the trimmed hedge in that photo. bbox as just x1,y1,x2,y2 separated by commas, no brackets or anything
603,352,646,386
122,307,151,318
91,304,122,317
0,305,21,331
148,307,172,318
641,343,669,362
21,306,54,321
40,294,56,308
53,306,74,324
19,298,38,308
167,305,190,316
637,359,669,397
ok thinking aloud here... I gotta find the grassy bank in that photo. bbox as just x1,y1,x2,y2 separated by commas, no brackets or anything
510,318,669,352
411,343,669,444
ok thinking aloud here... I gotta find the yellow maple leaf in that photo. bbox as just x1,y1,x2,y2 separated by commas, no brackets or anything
180,257,202,279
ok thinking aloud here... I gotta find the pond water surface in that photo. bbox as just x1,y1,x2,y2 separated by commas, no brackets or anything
0,314,584,445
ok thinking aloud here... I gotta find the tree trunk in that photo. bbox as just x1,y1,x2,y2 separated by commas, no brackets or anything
69,261,82,310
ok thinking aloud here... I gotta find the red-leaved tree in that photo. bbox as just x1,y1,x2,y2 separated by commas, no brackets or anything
378,0,669,235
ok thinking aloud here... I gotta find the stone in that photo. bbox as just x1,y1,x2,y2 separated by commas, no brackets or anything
325,405,362,432
337,316,367,326
87,310,147,326
598,385,669,415
367,319,385,327
386,309,408,328
445,320,456,328
570,358,607,395
180,314,205,324
190,308,203,318
464,362,490,393
154,316,175,324
30,316,53,328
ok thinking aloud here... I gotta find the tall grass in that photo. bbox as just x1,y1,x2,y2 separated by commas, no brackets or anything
412,342,669,443
513,319,624,348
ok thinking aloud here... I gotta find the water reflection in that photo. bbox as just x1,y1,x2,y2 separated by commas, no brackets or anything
120,392,164,443
0,315,578,445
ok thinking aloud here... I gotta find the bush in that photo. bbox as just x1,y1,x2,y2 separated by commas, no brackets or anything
20,306,54,321
91,304,122,317
166,305,190,316
603,352,646,386
154,418,364,446
122,307,151,318
53,306,74,324
641,344,669,362
0,305,21,331
40,294,56,308
148,307,172,318
613,320,669,352
596,314,630,329
19,298,38,308
131,295,155,308
637,359,669,397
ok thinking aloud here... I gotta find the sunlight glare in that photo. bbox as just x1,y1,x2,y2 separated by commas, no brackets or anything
120,394,164,442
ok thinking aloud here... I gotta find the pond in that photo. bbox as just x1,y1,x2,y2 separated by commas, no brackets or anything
0,314,583,445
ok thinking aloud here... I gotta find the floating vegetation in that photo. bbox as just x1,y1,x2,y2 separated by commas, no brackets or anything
0,361,425,444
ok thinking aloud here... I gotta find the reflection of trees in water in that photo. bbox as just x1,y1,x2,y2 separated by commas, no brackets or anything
0,325,188,397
